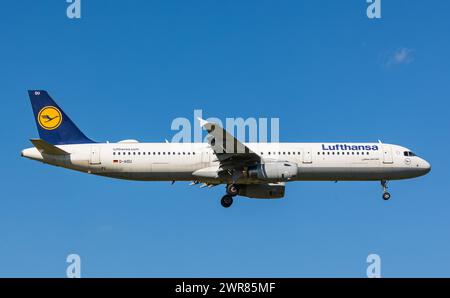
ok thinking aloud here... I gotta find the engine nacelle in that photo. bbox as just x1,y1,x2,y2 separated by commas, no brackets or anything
247,162,298,181
238,183,285,199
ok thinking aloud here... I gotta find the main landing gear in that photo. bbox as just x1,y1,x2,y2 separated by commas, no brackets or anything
221,195,233,208
226,184,239,196
381,180,391,201
221,184,239,208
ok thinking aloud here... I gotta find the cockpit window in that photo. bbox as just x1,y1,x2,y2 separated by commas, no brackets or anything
404,151,417,157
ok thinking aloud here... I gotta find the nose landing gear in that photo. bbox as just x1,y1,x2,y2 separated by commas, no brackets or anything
381,180,391,200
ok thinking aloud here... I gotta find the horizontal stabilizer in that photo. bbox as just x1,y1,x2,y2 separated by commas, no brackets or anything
30,139,69,155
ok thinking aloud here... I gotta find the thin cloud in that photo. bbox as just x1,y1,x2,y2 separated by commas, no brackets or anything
393,48,414,64
381,48,415,68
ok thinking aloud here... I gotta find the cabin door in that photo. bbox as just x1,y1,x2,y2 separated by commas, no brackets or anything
382,145,393,164
201,151,210,166
90,146,101,165
302,148,312,164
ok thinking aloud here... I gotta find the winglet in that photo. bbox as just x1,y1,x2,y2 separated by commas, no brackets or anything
30,139,69,155
197,117,208,127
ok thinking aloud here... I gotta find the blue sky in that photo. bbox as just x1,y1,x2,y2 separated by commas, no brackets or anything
0,0,449,277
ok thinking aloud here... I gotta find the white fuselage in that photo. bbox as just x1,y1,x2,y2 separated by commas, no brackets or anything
22,142,431,183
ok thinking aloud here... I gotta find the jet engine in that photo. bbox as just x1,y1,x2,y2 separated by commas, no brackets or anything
247,162,298,181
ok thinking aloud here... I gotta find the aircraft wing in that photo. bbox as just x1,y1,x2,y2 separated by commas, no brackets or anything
198,118,261,170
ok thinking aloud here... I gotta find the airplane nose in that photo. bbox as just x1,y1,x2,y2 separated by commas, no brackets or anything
423,160,431,174
418,159,431,175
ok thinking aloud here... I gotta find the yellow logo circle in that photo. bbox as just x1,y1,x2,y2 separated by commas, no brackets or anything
38,106,62,130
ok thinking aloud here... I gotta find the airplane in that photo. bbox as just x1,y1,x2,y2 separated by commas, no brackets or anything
22,90,431,208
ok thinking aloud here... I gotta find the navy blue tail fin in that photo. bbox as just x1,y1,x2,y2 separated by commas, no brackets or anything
28,90,95,145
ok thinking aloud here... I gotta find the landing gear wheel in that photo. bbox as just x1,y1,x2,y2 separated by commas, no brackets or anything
381,180,391,201
226,184,239,196
221,195,233,208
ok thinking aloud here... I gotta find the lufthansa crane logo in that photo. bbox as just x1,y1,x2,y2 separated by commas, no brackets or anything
38,106,62,130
